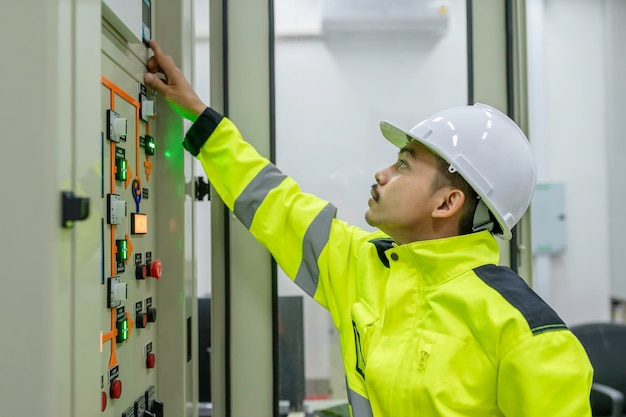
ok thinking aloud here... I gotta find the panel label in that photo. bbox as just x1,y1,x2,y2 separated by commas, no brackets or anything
109,365,120,383
116,306,126,321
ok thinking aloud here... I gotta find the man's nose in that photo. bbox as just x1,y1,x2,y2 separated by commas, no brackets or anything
374,169,387,185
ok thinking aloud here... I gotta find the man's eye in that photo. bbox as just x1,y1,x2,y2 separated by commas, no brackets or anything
398,159,408,168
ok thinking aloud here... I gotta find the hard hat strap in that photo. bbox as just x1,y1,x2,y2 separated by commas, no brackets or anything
472,199,494,233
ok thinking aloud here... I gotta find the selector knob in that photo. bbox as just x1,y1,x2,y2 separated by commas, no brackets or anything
148,259,162,279
147,307,157,323
136,312,148,328
110,379,122,399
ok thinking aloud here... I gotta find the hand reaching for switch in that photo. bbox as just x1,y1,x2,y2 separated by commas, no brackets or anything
143,39,207,121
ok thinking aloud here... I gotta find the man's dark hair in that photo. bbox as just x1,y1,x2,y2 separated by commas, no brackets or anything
431,156,480,235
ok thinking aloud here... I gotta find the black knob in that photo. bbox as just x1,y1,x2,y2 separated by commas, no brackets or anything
147,307,157,323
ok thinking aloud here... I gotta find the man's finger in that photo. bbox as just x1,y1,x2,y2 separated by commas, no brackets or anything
146,56,161,73
144,72,168,96
148,39,164,57
148,39,179,81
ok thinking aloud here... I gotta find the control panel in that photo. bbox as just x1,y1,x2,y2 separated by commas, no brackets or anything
100,3,164,416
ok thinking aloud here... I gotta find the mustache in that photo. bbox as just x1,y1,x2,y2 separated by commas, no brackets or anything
371,184,379,201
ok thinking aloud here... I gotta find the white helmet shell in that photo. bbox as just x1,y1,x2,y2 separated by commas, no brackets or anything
380,103,536,240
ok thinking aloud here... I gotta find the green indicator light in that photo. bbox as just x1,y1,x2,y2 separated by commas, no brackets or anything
116,239,128,261
145,136,156,156
115,158,127,181
116,319,129,343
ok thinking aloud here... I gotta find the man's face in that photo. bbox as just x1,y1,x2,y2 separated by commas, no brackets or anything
365,140,444,244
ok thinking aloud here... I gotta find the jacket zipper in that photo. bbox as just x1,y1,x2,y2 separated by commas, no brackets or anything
418,342,431,371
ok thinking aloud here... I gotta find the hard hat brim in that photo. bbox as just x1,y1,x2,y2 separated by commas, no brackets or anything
380,121,414,149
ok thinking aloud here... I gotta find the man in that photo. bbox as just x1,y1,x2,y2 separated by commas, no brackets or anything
144,40,593,416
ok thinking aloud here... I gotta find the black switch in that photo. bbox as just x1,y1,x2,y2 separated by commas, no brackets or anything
152,400,164,417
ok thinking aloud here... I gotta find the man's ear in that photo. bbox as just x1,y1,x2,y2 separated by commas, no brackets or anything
432,188,465,219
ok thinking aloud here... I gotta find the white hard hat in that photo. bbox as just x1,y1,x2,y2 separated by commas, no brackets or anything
380,103,536,240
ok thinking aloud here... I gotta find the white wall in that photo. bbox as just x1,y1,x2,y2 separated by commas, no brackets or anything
605,1,626,303
528,0,613,324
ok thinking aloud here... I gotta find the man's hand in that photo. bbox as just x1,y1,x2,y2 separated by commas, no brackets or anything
144,39,207,121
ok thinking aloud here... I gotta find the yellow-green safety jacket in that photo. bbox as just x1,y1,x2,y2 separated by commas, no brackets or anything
184,108,594,417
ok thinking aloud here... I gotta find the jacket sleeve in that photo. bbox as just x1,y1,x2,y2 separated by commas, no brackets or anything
184,108,378,316
497,329,593,417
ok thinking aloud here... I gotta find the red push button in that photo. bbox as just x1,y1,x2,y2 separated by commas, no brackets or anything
101,391,107,411
136,312,148,328
149,259,162,279
136,264,147,280
147,352,156,369
110,379,122,399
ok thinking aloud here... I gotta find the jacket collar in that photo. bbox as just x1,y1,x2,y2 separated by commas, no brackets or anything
384,231,500,287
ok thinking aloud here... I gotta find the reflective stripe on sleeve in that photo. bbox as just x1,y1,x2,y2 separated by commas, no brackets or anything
233,164,287,228
294,203,336,297
347,385,374,417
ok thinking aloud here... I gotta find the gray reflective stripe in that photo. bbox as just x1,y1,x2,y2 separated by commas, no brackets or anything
293,203,337,297
233,164,287,228
347,385,374,417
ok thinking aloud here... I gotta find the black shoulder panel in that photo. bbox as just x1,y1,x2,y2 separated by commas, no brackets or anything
474,264,567,335
369,238,395,268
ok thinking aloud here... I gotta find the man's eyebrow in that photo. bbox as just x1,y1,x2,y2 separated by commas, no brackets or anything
399,146,416,157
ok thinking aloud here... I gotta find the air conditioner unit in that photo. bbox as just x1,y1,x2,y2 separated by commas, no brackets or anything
322,0,449,38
